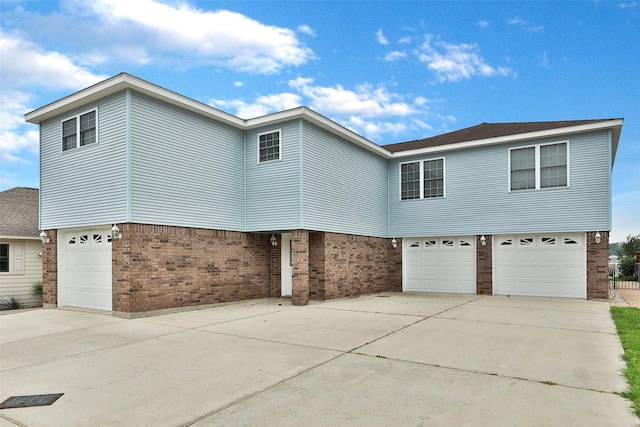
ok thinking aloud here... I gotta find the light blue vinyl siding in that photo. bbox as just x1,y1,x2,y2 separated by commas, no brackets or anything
388,130,611,236
130,92,245,230
303,122,388,237
245,120,301,231
40,92,128,229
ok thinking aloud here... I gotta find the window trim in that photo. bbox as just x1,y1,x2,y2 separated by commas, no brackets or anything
61,108,98,152
399,157,446,201
257,129,282,163
508,141,570,192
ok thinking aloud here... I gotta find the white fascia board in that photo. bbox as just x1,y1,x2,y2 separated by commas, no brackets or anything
390,119,624,158
25,73,245,127
246,107,393,158
0,235,41,240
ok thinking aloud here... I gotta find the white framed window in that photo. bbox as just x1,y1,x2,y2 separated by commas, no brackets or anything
62,110,97,151
258,129,281,163
400,157,445,200
509,141,569,191
0,242,24,274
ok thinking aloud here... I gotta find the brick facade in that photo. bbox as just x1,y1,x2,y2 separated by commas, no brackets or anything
41,229,58,307
291,229,309,306
112,224,273,314
476,235,492,295
586,230,609,299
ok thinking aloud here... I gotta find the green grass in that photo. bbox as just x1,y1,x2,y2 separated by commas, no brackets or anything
611,306,640,417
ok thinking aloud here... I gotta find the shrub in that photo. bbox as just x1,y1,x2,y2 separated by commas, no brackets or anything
620,256,638,279
32,280,43,297
0,296,23,310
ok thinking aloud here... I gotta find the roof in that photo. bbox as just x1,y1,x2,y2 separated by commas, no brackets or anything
24,73,623,162
384,119,623,152
0,187,40,238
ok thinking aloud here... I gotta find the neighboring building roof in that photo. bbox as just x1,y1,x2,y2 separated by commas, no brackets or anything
0,187,40,238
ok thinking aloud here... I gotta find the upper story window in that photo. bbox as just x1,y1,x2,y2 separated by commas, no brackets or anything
62,110,96,151
258,130,281,163
400,157,445,200
509,142,568,191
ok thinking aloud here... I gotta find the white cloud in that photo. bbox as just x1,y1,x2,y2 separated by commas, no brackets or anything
297,24,316,37
0,31,108,90
211,93,302,119
618,2,638,9
210,78,440,141
80,0,315,73
384,51,407,62
376,29,389,45
417,35,514,82
0,90,39,164
476,20,490,28
233,81,244,87
398,36,412,44
287,77,414,118
507,16,544,33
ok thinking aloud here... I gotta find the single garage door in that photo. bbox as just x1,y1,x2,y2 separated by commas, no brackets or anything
59,227,112,311
493,234,586,298
404,236,476,293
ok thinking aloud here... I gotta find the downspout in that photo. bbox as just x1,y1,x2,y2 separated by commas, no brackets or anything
125,89,132,222
299,119,305,228
243,130,247,232
608,129,612,232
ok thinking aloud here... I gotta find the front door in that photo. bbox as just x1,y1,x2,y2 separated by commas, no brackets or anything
281,233,292,296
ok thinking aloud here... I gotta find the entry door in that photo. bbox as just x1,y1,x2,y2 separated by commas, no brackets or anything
281,233,292,296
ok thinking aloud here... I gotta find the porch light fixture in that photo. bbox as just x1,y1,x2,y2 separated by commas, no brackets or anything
480,235,487,246
111,224,122,240
270,234,277,247
391,238,398,248
39,231,49,244
595,231,601,244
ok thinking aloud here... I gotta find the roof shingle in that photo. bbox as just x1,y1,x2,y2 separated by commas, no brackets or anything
383,119,620,153
0,187,39,238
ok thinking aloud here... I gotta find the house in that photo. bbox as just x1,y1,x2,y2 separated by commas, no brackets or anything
24,73,621,317
0,187,43,307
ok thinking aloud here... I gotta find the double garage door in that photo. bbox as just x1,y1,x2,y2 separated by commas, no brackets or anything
58,227,112,311
403,234,586,298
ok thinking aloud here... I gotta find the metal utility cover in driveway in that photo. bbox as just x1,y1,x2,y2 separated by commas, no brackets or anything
0,394,64,409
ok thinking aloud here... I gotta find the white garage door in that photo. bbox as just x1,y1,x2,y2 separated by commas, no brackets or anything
494,234,586,298
404,236,476,293
59,228,112,311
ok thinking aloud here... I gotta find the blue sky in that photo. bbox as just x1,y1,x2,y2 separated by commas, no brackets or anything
1,0,638,242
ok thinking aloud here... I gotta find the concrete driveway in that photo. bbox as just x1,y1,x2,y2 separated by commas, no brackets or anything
0,293,636,426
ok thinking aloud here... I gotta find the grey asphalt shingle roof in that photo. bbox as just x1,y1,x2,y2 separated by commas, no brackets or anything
383,119,620,152
0,187,39,238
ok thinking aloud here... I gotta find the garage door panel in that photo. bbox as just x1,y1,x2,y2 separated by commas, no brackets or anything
403,237,476,294
494,233,585,298
59,228,112,311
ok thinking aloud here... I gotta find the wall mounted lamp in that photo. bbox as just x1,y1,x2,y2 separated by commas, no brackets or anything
480,235,487,246
595,231,601,244
111,224,122,240
39,231,49,244
391,238,398,248
270,234,278,247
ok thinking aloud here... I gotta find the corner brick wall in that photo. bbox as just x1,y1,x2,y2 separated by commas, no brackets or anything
308,232,325,300
42,229,58,307
291,229,309,306
112,223,273,313
586,230,609,299
270,238,281,298
476,235,492,295
318,232,398,300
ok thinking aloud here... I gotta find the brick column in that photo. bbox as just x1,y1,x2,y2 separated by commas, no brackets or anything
586,231,609,299
388,238,403,292
42,229,58,308
270,234,282,297
291,229,309,306
476,235,492,295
